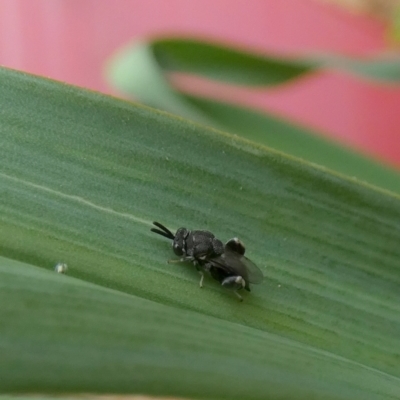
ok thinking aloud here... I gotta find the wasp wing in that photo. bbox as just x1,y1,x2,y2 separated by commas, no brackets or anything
208,249,263,284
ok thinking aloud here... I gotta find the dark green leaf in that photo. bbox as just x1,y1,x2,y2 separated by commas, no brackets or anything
1,67,400,398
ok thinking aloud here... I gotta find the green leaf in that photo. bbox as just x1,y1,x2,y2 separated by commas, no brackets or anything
115,38,400,85
1,67,400,399
105,38,400,195
3,257,400,398
315,53,400,82
151,38,316,85
183,95,400,195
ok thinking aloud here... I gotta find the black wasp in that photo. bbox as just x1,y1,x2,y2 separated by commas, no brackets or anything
151,221,263,301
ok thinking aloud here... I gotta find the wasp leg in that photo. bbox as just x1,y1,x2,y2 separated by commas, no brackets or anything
221,276,246,290
234,291,243,302
167,257,189,264
168,254,197,264
199,271,204,288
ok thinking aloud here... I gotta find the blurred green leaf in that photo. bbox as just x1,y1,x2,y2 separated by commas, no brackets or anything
151,38,316,85
106,38,400,194
1,67,400,399
148,38,400,85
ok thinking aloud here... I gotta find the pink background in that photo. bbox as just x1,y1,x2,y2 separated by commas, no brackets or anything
1,0,399,168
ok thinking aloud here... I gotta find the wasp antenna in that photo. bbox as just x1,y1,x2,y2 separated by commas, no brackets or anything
152,221,175,236
151,227,175,240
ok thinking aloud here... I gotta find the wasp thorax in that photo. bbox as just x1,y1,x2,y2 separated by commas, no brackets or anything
172,227,188,256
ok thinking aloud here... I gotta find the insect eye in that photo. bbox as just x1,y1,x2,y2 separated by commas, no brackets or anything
172,241,184,256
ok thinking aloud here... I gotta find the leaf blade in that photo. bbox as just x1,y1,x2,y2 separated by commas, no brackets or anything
2,257,400,399
1,67,400,398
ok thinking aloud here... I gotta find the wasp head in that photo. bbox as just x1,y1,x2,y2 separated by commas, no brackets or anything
173,227,189,256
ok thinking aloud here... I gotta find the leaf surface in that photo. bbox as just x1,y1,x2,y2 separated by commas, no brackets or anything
1,67,400,399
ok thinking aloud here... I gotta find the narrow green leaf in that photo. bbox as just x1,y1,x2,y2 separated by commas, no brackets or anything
1,67,400,398
152,38,315,85
132,38,400,85
2,257,400,399
314,53,400,82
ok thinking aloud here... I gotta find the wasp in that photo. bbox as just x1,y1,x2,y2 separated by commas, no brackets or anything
151,221,263,301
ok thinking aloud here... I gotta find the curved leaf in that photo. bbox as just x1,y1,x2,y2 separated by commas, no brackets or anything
152,38,315,85
150,38,400,85
106,38,400,195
